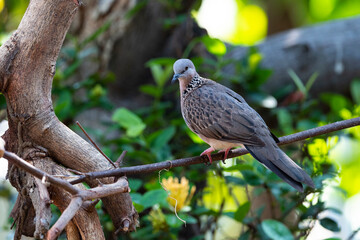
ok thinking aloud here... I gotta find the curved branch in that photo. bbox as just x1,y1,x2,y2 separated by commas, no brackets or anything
2,147,129,240
0,0,138,234
225,17,360,96
70,117,360,184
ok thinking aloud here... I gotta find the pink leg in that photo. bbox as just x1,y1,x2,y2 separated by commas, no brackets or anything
200,147,215,164
219,148,232,163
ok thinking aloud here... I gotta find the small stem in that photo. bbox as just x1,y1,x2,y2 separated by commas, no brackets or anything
69,117,360,184
76,121,116,168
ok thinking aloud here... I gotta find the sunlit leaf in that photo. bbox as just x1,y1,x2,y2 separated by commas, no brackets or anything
223,164,253,172
310,0,336,19
112,108,146,137
261,219,294,240
231,4,267,45
234,201,251,222
321,93,350,113
288,69,306,96
146,58,175,87
307,138,329,163
203,173,247,212
89,84,106,99
248,52,262,71
200,36,226,56
305,72,319,92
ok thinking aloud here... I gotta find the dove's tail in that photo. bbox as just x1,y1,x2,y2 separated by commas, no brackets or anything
244,145,314,192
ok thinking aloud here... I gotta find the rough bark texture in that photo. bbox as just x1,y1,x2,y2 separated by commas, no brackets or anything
34,156,105,240
70,0,204,107
225,17,360,96
0,0,137,238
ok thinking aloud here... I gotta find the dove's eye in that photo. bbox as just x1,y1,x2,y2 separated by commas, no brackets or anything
185,66,188,71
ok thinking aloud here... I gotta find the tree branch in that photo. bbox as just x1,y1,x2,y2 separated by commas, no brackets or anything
0,0,138,234
69,117,360,184
1,143,129,240
225,17,360,96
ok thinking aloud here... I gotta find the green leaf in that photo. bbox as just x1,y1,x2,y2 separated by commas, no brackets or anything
139,84,162,98
150,126,176,150
125,0,148,18
288,69,306,96
238,230,251,240
63,59,81,79
241,170,263,186
165,214,196,228
351,79,360,105
320,217,341,232
80,21,111,47
320,93,350,113
261,219,294,240
305,72,319,92
129,193,144,212
276,108,293,135
200,36,227,56
224,176,247,186
223,164,253,172
54,90,72,120
234,201,251,222
141,189,168,209
129,178,143,192
146,58,176,87
112,108,146,137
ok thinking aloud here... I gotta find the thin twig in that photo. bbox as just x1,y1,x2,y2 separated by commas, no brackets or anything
115,150,127,168
2,149,129,240
4,151,79,195
69,117,360,184
76,121,116,168
348,227,360,240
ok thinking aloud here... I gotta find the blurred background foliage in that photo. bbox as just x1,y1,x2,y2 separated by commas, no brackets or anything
1,0,360,239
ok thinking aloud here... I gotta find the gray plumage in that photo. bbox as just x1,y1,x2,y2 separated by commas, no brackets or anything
172,59,314,192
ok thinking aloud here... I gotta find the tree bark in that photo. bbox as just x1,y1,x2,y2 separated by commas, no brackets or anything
0,0,137,238
69,0,203,107
225,17,360,96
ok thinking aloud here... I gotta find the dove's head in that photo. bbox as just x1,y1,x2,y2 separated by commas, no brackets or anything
172,59,197,87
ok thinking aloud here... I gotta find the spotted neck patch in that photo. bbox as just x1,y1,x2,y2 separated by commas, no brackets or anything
182,75,205,98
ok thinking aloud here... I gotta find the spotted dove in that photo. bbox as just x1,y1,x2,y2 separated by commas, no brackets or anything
172,59,314,192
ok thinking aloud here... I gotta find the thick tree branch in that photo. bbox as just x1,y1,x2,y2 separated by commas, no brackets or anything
69,117,360,184
225,17,360,96
1,145,129,240
0,0,138,236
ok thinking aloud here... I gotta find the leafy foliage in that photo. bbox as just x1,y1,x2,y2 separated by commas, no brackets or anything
2,1,360,239
46,28,359,239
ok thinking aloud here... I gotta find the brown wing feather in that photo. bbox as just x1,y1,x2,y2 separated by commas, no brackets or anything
182,81,269,146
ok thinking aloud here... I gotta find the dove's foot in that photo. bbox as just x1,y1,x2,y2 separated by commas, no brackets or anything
200,147,215,164
219,148,232,164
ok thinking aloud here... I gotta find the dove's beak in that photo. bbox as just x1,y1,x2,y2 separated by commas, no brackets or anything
171,73,181,84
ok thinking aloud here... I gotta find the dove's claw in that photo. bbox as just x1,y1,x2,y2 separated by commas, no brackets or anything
219,148,232,164
200,147,215,164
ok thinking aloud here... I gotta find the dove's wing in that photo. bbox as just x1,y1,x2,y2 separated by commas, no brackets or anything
182,80,272,146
